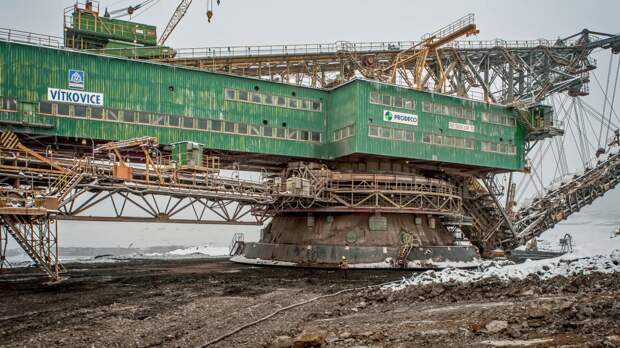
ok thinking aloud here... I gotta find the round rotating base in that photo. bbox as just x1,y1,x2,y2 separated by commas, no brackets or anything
231,242,481,269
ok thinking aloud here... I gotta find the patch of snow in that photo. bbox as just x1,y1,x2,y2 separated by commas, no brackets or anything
387,249,620,291
141,245,230,258
230,255,297,266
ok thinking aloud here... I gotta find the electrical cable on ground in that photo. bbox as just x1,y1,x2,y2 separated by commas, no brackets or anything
198,280,397,347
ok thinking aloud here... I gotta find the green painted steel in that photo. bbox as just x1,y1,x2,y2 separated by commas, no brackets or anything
0,40,527,171
70,9,157,47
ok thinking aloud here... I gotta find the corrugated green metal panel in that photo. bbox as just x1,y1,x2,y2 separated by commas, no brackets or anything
0,41,527,170
0,41,325,159
356,80,525,170
325,81,359,158
71,10,157,46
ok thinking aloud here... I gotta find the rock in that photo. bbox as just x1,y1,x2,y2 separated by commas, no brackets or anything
358,331,374,337
528,308,546,319
325,333,339,344
485,320,508,334
339,331,352,339
293,330,325,348
271,336,294,348
506,326,521,338
470,323,483,334
520,289,534,296
370,332,386,341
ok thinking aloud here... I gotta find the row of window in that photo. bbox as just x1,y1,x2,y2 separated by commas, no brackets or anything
333,125,355,142
0,97,17,112
369,92,416,111
368,125,415,142
38,102,322,143
482,141,517,155
481,112,517,127
422,101,475,121
224,88,322,112
421,133,475,150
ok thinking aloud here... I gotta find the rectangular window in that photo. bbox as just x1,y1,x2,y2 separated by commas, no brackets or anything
382,95,392,106
405,99,414,110
262,126,273,137
211,119,222,132
369,125,379,137
183,116,194,128
312,101,321,111
393,129,404,140
225,89,236,100
423,101,432,112
394,96,403,108
287,129,299,140
1,98,17,111
238,123,248,134
238,90,249,101
57,103,70,116
168,115,180,127
74,105,87,118
301,130,310,141
422,134,431,144
276,128,286,138
91,107,105,119
264,95,274,105
107,108,119,121
152,114,166,126
251,93,262,103
122,111,135,123
138,112,150,124
248,125,260,136
370,92,380,104
302,100,312,110
224,121,235,133
288,98,298,109
197,118,209,130
380,127,392,139
442,105,450,115
39,102,53,115
405,130,414,142
311,131,321,142
433,104,443,115
277,96,286,106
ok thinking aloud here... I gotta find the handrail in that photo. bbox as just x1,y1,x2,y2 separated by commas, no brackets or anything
0,26,587,61
0,28,63,48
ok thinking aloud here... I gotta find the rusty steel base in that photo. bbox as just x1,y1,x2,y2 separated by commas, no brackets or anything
233,212,481,269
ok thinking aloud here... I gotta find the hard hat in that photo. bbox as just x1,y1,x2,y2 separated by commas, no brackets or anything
341,256,346,260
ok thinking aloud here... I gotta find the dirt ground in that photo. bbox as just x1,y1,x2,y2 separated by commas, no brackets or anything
0,258,619,348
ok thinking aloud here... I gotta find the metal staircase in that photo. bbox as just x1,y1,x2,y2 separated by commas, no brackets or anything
0,212,62,281
228,232,245,256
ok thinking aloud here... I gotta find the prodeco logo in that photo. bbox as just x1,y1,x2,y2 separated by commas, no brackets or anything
383,110,394,121
382,109,418,126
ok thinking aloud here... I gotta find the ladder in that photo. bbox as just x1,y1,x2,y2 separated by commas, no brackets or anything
0,214,63,281
228,232,245,256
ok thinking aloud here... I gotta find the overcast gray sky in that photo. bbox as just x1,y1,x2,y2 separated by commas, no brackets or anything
2,0,619,249
2,0,619,47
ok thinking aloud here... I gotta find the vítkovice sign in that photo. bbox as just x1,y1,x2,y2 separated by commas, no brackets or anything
48,88,104,106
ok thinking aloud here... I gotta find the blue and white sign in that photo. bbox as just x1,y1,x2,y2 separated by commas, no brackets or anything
383,110,418,126
48,88,104,106
68,69,85,89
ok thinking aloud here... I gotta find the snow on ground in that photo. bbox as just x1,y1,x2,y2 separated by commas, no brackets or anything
387,249,620,291
139,245,230,258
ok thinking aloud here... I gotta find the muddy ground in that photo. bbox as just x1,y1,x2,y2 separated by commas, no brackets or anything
0,258,619,347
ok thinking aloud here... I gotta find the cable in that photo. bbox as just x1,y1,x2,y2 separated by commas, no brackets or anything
198,280,397,347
